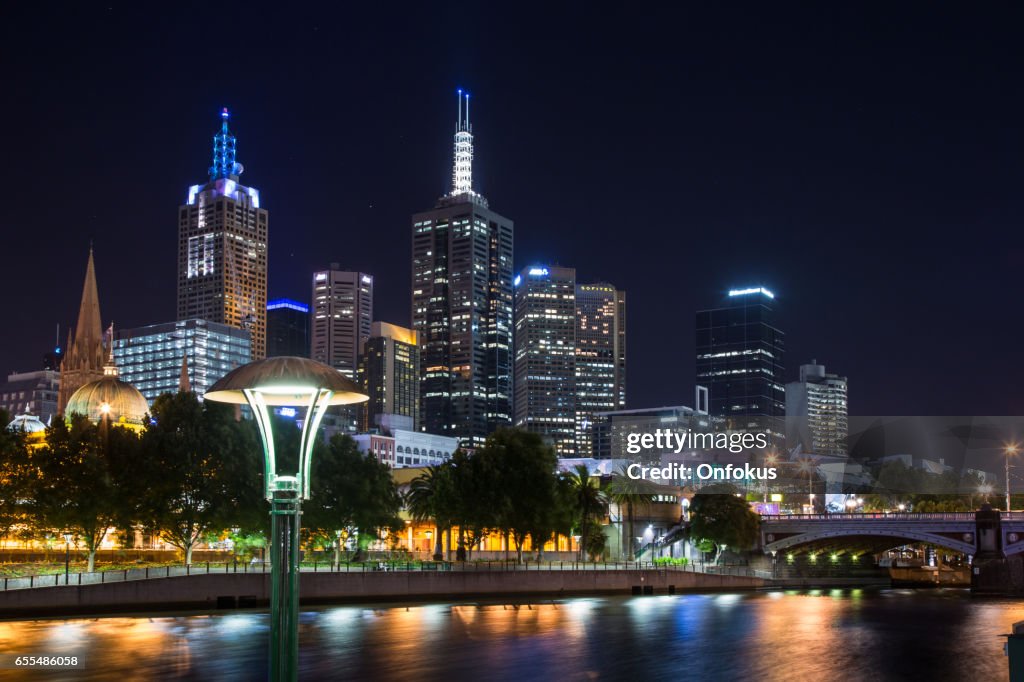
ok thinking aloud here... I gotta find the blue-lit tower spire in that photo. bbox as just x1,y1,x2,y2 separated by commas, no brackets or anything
209,107,240,181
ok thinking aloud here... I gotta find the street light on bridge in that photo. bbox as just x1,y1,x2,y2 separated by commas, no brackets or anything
206,356,367,682
1005,442,1020,512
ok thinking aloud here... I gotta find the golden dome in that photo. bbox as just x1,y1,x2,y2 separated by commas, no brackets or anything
65,376,149,426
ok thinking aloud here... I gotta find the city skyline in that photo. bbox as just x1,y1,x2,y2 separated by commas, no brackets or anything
2,5,1021,416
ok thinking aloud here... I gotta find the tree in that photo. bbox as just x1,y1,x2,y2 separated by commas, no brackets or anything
477,429,559,562
688,486,760,564
0,411,31,545
607,467,658,559
448,449,502,561
136,392,262,565
303,434,404,562
406,464,454,561
31,415,139,572
565,464,608,561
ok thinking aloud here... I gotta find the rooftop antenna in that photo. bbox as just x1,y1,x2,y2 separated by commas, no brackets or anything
450,89,475,196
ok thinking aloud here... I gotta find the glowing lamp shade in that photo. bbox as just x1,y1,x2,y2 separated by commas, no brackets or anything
206,356,368,500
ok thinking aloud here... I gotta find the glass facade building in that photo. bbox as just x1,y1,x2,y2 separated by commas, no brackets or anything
359,322,420,432
575,282,626,457
266,299,310,358
513,265,577,455
113,319,251,403
695,287,785,434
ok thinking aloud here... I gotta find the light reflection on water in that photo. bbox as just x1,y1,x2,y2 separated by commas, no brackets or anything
0,589,1019,681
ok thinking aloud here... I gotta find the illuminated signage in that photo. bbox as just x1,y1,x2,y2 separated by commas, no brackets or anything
728,287,775,299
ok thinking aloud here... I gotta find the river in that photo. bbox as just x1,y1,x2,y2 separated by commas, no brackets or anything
0,589,1020,681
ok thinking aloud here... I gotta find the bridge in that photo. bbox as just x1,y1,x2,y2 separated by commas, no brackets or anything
761,511,1024,557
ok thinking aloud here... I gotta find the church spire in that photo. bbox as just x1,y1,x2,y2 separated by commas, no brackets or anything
58,248,109,414
71,245,105,372
450,89,475,197
179,353,191,393
209,107,240,181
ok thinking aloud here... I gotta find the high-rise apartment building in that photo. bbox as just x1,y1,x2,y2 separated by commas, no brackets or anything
513,265,577,455
411,91,513,447
266,299,310,358
177,109,268,359
58,249,107,415
310,267,373,380
359,322,420,432
113,319,251,403
575,282,626,456
695,287,785,434
786,360,848,457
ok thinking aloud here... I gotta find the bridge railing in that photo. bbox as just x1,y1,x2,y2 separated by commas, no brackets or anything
761,512,977,521
0,560,708,592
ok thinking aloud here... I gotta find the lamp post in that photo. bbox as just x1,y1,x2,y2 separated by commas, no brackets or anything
63,533,73,584
205,357,367,682
1006,443,1019,512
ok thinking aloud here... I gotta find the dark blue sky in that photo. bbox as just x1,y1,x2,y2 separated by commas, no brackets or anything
1,3,1021,415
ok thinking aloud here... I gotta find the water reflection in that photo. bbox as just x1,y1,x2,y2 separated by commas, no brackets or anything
0,589,1019,681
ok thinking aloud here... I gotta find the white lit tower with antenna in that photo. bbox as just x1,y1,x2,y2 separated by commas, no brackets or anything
177,108,268,359
411,90,514,447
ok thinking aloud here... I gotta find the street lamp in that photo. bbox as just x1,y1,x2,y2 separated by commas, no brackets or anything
1006,442,1020,512
798,458,816,513
206,357,367,682
62,532,73,584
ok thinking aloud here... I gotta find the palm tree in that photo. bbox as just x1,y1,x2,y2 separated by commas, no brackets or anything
607,466,657,560
405,465,451,560
566,465,608,560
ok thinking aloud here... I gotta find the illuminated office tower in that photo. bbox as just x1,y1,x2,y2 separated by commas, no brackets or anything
575,282,626,456
786,360,848,457
513,266,577,455
266,299,310,358
695,287,785,433
359,322,420,432
177,109,268,359
311,266,373,380
411,91,513,446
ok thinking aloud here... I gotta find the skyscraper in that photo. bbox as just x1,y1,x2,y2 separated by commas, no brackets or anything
786,360,848,457
113,319,251,403
310,267,373,380
513,265,577,455
695,287,785,434
266,299,310,358
177,109,269,359
575,282,627,456
359,322,420,432
58,249,107,415
411,91,513,447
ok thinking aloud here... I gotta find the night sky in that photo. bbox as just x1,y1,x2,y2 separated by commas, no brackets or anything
2,3,1021,416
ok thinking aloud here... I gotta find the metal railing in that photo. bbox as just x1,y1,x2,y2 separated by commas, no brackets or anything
0,559,753,591
761,512,977,522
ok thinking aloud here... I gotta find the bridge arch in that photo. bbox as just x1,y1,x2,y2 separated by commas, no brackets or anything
761,513,978,556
